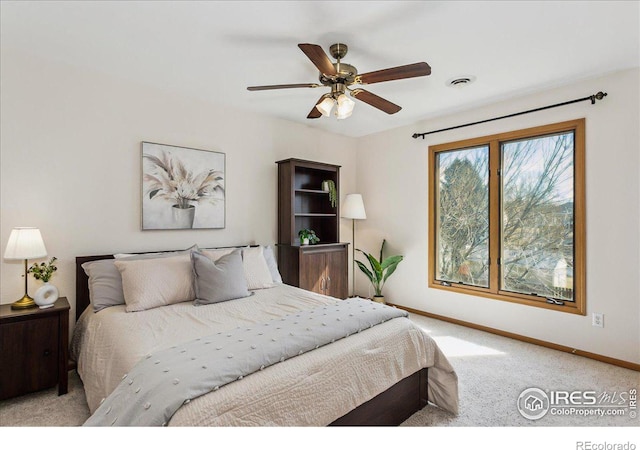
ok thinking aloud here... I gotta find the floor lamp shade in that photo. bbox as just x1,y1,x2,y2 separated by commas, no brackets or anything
342,194,367,220
341,194,366,297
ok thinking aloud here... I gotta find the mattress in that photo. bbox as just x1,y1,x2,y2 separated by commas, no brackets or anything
71,283,458,426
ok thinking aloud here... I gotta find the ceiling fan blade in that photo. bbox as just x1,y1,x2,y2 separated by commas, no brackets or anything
357,62,431,85
351,89,402,114
307,95,328,119
247,83,321,91
298,43,337,76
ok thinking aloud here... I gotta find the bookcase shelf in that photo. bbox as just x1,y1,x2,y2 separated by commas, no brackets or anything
277,158,340,245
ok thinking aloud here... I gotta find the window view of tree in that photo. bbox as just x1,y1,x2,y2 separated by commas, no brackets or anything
501,132,574,300
429,119,584,314
436,146,489,287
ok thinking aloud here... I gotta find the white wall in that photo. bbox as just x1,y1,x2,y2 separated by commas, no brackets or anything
356,68,640,364
0,50,357,325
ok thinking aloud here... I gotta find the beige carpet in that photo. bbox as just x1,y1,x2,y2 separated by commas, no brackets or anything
1,313,638,428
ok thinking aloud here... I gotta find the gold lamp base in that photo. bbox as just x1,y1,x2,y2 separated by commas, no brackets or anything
11,294,37,310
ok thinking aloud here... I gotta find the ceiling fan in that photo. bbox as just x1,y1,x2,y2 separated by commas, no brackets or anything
247,43,431,119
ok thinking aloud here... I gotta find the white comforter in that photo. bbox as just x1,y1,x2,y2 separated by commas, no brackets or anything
71,284,458,426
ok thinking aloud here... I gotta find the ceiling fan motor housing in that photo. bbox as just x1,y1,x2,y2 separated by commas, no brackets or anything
319,63,358,86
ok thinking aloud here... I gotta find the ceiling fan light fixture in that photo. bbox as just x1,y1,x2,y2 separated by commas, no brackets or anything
316,96,335,117
335,108,353,120
335,94,355,119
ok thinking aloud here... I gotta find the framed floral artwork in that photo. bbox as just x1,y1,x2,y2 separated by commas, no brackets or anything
141,142,225,230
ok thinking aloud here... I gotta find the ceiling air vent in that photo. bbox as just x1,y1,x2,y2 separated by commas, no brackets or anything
447,76,476,88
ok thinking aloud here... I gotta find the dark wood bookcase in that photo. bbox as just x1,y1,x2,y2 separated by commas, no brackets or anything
276,158,348,299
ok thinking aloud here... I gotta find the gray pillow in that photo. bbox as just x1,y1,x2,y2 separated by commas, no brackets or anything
192,250,252,306
82,259,125,313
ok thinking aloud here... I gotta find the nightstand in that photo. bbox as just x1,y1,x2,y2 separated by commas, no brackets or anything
0,296,70,400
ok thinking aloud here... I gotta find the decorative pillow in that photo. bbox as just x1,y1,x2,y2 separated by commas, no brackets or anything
192,250,252,306
201,247,236,262
82,259,125,313
241,246,274,290
263,245,283,284
114,244,198,260
114,254,195,312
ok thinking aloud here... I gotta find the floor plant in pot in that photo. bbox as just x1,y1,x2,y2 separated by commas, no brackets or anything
356,239,403,304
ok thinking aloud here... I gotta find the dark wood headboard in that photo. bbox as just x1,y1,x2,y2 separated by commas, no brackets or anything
75,254,115,321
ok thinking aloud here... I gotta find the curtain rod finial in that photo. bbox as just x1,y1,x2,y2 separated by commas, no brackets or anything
591,91,607,104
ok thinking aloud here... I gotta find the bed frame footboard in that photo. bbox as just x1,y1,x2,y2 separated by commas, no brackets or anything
329,368,428,426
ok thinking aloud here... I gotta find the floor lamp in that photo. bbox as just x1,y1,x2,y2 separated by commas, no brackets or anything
341,194,366,297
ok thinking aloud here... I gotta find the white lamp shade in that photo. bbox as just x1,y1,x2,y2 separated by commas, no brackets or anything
335,94,355,119
4,227,47,260
335,108,353,120
342,194,367,219
316,97,334,117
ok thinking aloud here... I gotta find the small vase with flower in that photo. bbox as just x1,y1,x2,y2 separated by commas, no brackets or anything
28,257,59,309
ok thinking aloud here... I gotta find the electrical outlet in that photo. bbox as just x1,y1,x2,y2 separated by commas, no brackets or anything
592,313,604,328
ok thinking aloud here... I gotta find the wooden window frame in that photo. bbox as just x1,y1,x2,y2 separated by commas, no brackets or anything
428,119,586,315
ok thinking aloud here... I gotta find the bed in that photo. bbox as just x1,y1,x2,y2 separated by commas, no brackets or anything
71,245,458,426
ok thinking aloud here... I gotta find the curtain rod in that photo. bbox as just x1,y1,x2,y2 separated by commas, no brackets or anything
411,91,607,139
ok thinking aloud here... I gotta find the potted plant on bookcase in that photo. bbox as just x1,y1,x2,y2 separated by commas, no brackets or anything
356,240,403,304
298,229,320,245
321,180,337,208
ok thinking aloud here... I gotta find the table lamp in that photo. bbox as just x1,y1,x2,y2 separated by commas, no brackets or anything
4,227,48,309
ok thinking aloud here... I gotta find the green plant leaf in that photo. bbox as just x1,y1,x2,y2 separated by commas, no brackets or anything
355,260,375,285
381,255,403,270
379,239,387,263
382,260,401,283
366,253,383,283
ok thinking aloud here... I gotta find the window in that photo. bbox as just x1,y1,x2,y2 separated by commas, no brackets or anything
428,119,585,314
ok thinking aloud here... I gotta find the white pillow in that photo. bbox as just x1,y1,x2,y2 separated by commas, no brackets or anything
263,245,283,283
114,254,195,312
241,246,274,290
